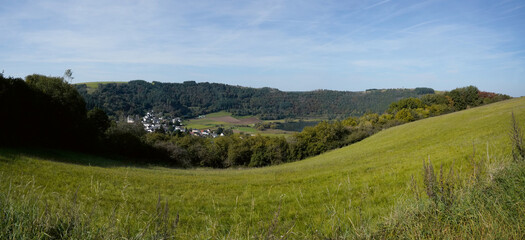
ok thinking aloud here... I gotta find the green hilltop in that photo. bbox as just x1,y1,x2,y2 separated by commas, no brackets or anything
1,97,524,238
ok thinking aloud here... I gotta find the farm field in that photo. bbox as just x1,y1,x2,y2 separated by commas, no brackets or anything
1,98,524,238
183,111,300,136
183,111,260,133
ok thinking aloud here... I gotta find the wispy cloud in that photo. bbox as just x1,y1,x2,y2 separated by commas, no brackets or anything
1,0,524,96
364,0,391,10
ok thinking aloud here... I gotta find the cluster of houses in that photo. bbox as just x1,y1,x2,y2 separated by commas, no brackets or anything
135,111,224,137
189,129,224,138
140,111,184,133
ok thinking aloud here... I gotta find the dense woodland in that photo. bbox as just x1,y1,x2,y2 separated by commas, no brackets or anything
1,73,510,168
76,80,434,119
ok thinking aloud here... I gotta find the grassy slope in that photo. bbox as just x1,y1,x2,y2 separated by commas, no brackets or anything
1,98,524,238
373,160,525,239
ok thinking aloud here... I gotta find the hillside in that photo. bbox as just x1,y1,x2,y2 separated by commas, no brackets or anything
75,80,434,118
1,97,524,238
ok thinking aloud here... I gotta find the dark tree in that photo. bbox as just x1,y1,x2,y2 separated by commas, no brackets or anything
87,108,110,136
446,86,480,110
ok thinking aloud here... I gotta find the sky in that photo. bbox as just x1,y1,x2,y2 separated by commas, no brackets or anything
1,0,524,96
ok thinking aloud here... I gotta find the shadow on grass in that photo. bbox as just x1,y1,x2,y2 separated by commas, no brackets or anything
0,147,172,169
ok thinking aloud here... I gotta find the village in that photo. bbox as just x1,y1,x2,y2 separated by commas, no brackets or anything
131,111,223,137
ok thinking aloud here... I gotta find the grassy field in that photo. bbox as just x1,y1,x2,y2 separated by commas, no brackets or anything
184,111,295,136
184,111,319,136
183,111,250,129
1,98,524,238
371,159,525,239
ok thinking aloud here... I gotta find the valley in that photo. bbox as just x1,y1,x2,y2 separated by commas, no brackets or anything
2,97,523,238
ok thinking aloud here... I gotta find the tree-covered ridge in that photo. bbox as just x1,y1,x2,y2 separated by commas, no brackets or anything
76,80,434,119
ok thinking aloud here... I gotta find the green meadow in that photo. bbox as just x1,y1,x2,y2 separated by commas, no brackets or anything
182,112,249,133
1,98,524,238
184,111,295,136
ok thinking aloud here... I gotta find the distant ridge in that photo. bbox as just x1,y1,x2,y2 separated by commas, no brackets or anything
76,80,434,119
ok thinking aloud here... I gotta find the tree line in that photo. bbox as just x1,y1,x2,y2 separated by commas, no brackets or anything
76,80,434,119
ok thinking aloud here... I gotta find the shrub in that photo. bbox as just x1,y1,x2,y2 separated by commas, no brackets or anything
394,109,415,122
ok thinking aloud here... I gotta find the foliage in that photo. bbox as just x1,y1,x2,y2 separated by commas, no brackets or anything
386,86,510,124
394,108,415,122
63,69,74,83
86,108,110,139
0,74,174,165
291,121,349,160
140,111,397,168
420,93,451,106
255,120,318,132
26,74,86,117
388,97,424,113
445,85,480,110
0,74,89,148
414,87,435,95
143,133,291,168
77,81,431,119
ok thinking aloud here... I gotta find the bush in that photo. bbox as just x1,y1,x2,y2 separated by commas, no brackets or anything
394,109,415,122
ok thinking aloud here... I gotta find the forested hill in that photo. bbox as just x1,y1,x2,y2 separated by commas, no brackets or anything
75,80,434,119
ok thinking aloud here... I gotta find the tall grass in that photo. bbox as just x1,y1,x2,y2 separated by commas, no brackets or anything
372,116,525,239
373,159,525,239
0,172,179,239
4,148,522,239
510,112,525,161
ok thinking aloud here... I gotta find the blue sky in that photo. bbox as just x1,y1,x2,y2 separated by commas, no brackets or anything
1,0,524,96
